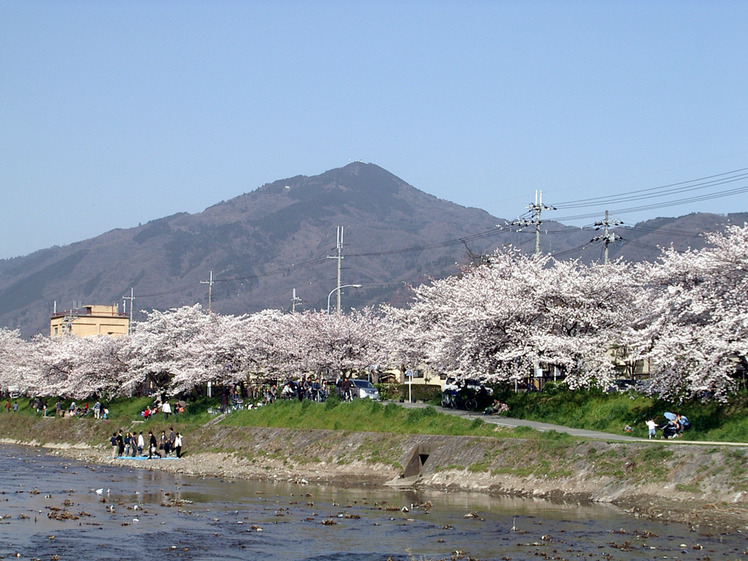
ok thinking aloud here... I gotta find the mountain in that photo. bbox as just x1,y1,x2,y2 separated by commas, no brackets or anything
0,162,745,338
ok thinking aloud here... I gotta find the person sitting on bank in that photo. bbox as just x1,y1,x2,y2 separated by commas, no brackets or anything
485,399,508,415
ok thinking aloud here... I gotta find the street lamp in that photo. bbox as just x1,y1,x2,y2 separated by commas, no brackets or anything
327,284,362,314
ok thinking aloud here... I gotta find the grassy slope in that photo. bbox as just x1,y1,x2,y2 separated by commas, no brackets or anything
492,385,748,442
5,387,747,443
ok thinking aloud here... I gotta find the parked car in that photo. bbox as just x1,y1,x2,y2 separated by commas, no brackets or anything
350,379,380,400
606,379,636,393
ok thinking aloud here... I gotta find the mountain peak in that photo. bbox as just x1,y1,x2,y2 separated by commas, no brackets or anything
0,163,743,338
256,161,405,197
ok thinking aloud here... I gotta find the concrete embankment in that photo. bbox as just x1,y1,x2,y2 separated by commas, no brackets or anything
1,413,746,532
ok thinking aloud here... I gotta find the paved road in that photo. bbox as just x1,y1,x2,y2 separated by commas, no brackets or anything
398,401,748,446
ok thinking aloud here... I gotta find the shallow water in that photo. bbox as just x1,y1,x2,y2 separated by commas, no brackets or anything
0,445,745,560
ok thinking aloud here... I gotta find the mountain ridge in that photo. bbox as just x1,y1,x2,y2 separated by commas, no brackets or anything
1,162,745,338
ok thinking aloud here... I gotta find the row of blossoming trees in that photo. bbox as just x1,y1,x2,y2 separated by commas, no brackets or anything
0,224,746,403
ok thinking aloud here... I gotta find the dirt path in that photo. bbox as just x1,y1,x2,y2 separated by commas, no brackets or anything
402,402,748,446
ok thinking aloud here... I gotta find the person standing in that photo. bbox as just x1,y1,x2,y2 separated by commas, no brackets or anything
125,432,135,457
137,431,145,456
159,430,168,456
646,418,657,439
167,428,176,457
341,376,352,401
148,431,160,459
162,400,171,421
116,430,125,457
110,433,118,459
174,433,183,458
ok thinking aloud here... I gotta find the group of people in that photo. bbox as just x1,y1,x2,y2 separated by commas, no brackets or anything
485,399,509,415
3,400,19,413
110,427,183,459
59,400,108,419
6,398,110,419
645,413,690,439
227,377,359,410
280,376,331,402
141,398,183,420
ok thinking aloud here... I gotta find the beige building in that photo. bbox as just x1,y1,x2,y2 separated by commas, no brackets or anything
50,304,129,337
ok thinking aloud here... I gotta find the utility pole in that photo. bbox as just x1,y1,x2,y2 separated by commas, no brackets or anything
122,288,134,335
511,191,555,255
591,210,623,264
291,288,302,313
200,271,214,312
327,226,344,314
200,270,215,399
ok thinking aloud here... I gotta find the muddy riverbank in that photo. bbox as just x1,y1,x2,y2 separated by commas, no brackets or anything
1,414,746,534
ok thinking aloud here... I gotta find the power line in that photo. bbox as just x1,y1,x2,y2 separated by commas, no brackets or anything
548,244,590,259
554,167,748,209
552,183,748,222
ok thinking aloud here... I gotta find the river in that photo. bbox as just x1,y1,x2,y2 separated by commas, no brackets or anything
0,445,744,560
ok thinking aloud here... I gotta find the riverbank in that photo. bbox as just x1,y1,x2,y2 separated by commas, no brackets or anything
1,412,746,534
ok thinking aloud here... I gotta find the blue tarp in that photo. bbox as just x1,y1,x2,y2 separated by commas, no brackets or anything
116,456,181,461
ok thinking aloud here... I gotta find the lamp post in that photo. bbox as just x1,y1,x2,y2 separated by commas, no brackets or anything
327,284,362,314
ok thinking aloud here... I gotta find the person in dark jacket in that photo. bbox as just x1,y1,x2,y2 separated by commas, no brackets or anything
148,430,161,459
116,430,125,456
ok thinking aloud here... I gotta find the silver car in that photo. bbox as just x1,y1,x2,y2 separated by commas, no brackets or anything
350,379,380,400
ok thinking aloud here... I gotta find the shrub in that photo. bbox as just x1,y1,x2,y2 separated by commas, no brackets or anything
385,383,441,403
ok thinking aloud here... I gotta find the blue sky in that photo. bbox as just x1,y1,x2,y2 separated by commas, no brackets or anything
2,1,748,259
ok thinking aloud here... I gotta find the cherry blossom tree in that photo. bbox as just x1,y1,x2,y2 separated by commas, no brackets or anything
170,312,261,394
122,304,215,395
0,328,31,393
527,258,638,389
389,249,636,389
633,223,748,401
244,309,303,379
290,308,389,378
165,307,391,393
1,226,744,403
23,335,129,399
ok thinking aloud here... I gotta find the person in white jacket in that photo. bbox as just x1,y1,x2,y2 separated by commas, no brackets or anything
646,419,657,439
174,433,183,458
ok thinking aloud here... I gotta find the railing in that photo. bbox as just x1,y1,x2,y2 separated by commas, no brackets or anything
51,308,129,319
